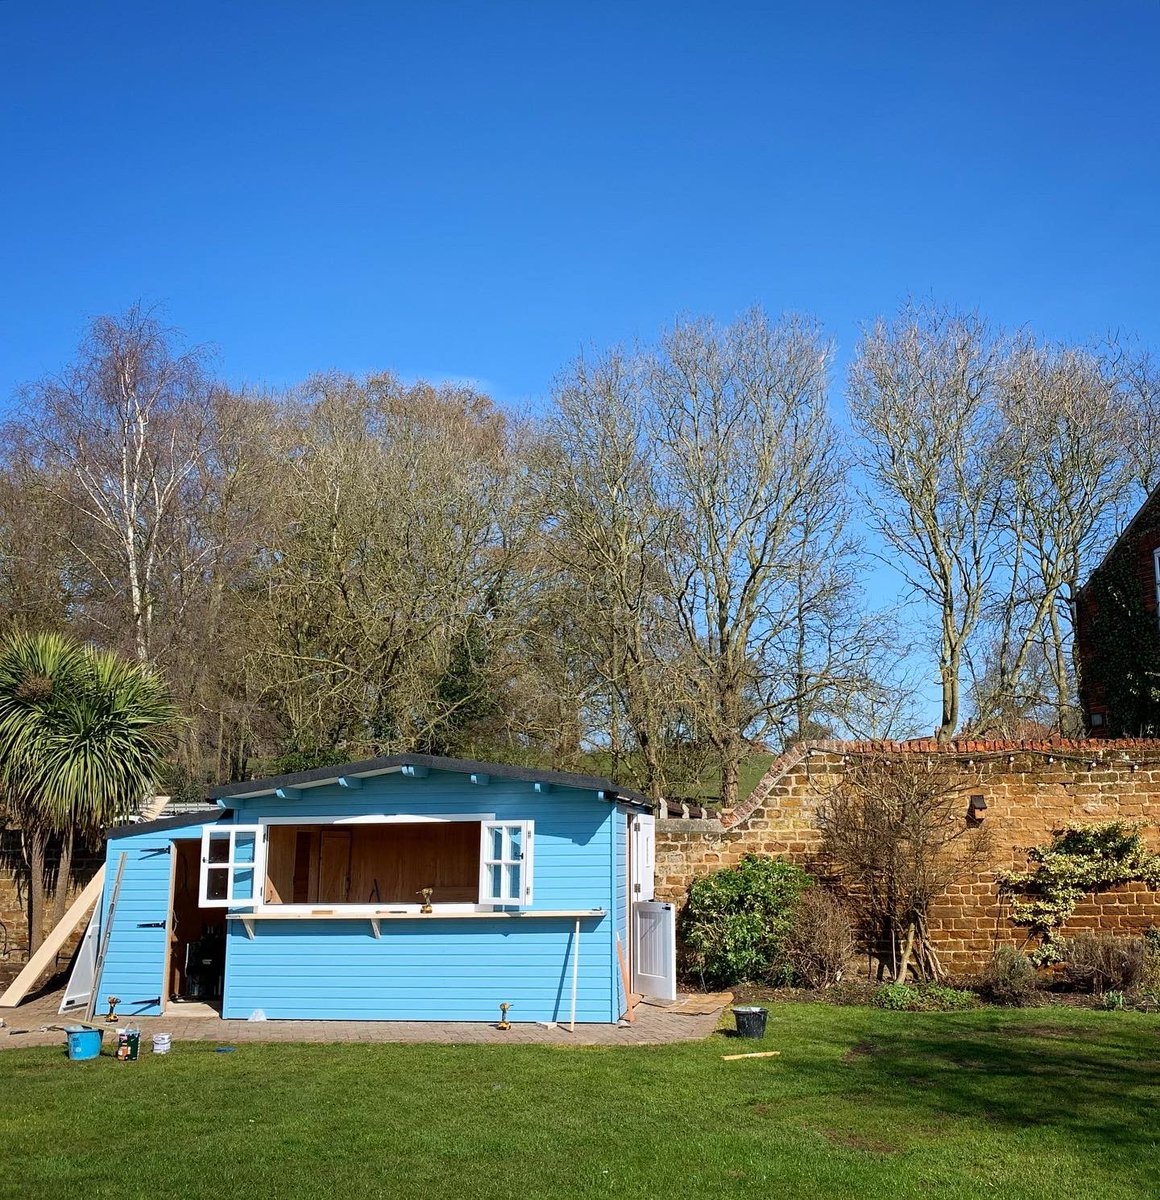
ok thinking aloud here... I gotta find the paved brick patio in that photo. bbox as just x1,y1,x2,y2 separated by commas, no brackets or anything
2,988,726,1050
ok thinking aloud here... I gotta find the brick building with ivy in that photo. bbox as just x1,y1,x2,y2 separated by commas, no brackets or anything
1076,483,1160,736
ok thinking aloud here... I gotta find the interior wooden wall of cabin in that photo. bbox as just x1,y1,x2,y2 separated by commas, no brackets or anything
264,823,481,904
169,838,226,998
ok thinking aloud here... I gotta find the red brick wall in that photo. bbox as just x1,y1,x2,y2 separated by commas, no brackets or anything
656,738,1160,975
1075,487,1160,730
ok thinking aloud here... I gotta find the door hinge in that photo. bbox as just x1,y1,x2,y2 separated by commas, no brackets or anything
633,882,641,893
137,921,166,928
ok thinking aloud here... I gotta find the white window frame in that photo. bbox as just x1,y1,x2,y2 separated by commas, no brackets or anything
199,825,266,909
254,813,506,914
479,820,534,906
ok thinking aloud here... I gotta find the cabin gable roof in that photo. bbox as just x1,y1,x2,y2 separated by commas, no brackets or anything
207,752,653,811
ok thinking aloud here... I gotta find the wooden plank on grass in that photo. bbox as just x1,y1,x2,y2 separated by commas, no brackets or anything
615,932,635,1022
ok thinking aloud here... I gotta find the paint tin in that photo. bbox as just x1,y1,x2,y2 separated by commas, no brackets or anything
65,1026,103,1061
152,1033,172,1055
115,1028,141,1062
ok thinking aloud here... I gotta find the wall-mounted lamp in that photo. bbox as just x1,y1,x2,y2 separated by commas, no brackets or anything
968,794,987,821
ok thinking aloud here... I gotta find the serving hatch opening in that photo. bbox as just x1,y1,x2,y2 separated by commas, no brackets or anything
264,821,482,906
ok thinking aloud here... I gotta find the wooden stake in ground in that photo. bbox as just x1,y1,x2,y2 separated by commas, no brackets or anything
614,932,636,1022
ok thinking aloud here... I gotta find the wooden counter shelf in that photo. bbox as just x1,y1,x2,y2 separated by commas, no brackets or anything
226,909,607,939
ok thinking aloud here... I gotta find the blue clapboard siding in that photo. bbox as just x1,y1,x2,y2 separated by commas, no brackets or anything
223,918,610,1021
222,769,623,1022
96,820,215,1017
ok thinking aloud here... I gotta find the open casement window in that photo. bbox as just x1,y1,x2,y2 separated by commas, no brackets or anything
199,825,266,909
479,820,534,906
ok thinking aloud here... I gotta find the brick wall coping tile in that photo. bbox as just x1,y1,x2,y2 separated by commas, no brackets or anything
661,737,1160,826
656,818,726,834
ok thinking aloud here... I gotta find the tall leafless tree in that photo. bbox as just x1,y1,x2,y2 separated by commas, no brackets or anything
649,309,856,808
849,304,1007,743
541,348,688,799
17,305,219,664
971,339,1137,731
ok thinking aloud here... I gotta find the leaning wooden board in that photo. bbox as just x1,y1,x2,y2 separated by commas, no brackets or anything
0,872,106,1008
0,795,170,1009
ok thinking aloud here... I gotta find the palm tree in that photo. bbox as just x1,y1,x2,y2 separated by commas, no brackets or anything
0,631,182,952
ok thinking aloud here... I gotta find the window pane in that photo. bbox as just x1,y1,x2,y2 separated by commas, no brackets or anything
207,836,229,864
233,834,256,865
508,863,521,898
509,825,522,858
490,827,504,861
489,864,503,898
206,867,228,900
233,867,255,901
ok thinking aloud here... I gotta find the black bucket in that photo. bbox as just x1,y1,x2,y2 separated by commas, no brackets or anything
732,1006,768,1039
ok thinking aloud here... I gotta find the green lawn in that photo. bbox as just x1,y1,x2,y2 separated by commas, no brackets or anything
3,1005,1158,1200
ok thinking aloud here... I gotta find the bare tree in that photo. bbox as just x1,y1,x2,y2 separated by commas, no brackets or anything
849,304,1007,743
17,305,218,663
649,309,851,808
1120,345,1160,494
540,348,689,800
0,434,79,634
816,756,991,982
971,339,1136,731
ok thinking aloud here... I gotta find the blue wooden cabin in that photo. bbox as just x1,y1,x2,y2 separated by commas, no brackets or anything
90,756,674,1023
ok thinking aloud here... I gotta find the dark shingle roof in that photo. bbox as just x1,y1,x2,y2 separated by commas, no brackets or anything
208,752,652,810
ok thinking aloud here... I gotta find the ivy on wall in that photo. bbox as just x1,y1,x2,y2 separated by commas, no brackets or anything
1001,822,1160,965
1084,544,1160,736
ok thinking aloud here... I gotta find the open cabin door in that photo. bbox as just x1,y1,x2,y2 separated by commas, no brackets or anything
58,908,99,1014
631,900,676,1002
630,813,655,901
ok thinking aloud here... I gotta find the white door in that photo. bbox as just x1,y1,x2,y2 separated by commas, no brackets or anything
630,813,655,902
632,900,676,1001
59,910,99,1014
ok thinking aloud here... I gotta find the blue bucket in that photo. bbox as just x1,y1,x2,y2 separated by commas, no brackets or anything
65,1026,103,1061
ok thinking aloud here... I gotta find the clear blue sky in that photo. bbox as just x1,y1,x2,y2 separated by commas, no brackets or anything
2,1,1158,409
2,2,1158,734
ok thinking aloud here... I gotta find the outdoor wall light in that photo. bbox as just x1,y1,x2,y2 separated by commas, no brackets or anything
968,795,987,820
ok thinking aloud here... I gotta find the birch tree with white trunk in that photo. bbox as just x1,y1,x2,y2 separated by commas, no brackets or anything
18,305,217,664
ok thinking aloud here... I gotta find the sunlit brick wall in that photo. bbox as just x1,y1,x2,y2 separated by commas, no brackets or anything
657,739,1160,975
